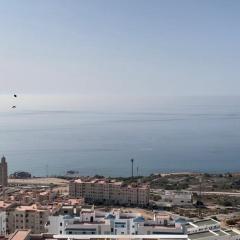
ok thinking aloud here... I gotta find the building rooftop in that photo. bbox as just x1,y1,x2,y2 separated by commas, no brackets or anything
193,219,218,227
225,230,239,236
9,230,31,240
188,231,216,240
185,223,195,230
62,206,74,209
212,230,228,236
16,204,48,212
0,201,14,210
53,234,188,239
72,179,149,189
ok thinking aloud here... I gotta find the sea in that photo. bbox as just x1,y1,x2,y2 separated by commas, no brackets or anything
0,95,240,177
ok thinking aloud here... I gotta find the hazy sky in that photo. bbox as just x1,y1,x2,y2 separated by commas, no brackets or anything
1,0,240,97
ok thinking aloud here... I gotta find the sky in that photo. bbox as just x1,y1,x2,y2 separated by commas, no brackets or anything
0,0,240,97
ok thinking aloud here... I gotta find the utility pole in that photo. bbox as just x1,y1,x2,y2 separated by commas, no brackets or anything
131,158,134,179
198,176,202,218
46,164,49,178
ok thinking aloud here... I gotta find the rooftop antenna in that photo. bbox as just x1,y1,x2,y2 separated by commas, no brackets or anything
131,158,134,179
137,166,139,177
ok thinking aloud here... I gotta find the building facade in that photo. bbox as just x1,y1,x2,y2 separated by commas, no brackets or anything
6,204,50,234
0,211,7,236
46,206,185,236
69,179,149,206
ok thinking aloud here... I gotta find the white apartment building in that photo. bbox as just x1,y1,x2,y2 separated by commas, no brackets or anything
69,179,149,206
0,201,17,235
53,234,188,240
0,211,7,235
46,207,112,235
137,213,184,235
46,206,185,236
47,215,240,240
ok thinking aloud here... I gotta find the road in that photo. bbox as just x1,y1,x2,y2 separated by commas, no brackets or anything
191,191,240,196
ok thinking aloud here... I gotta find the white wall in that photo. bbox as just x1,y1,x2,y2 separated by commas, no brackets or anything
0,211,6,235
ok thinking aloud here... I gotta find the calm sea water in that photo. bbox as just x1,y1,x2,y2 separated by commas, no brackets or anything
1,95,240,177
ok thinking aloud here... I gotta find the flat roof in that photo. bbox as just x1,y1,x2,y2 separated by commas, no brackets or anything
225,230,239,236
193,219,218,227
62,206,74,209
188,231,215,240
0,201,13,209
16,205,47,212
72,179,148,189
185,224,194,230
54,234,188,239
9,230,31,240
213,230,228,236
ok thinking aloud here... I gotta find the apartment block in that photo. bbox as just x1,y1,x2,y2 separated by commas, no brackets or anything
69,179,149,206
6,204,50,234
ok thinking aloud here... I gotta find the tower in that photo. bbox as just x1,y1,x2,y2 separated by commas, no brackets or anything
0,156,8,187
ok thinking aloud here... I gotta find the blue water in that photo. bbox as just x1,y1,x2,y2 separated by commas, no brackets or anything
1,96,240,177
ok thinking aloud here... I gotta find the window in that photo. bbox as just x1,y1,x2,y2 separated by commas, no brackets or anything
60,222,62,226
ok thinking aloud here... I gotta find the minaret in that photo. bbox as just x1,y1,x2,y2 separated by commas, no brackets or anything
0,156,8,187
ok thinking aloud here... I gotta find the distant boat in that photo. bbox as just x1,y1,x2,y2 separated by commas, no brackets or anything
66,170,79,175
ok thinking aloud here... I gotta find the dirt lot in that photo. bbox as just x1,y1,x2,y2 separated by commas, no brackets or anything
8,177,69,186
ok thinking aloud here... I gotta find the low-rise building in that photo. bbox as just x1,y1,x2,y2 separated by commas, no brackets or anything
185,218,240,240
46,206,185,237
160,191,192,207
46,207,111,235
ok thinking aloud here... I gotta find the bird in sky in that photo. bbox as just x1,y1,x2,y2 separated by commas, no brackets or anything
12,94,18,109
